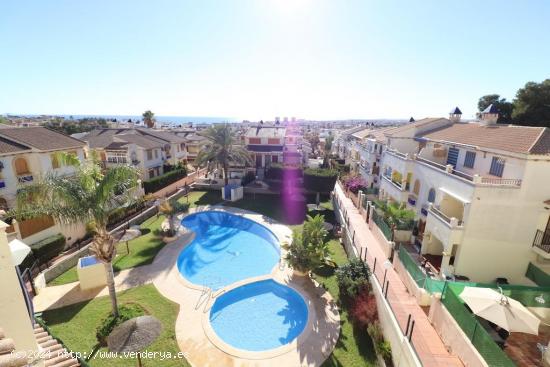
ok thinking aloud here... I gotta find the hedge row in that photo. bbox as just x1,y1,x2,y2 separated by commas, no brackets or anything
303,168,338,193
143,168,187,194
19,233,67,270
265,163,303,180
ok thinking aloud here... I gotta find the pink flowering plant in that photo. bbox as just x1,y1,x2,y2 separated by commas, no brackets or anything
343,175,368,194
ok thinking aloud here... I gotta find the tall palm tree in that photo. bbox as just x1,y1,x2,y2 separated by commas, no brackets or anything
142,110,155,128
14,153,139,317
195,124,252,185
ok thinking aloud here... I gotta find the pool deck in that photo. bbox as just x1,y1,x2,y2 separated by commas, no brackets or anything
34,205,341,367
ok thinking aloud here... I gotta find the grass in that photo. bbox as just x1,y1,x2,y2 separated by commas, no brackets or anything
48,215,167,286
42,285,190,367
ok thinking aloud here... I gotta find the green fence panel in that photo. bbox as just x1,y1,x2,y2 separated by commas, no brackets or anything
372,210,392,240
526,261,550,287
442,284,516,367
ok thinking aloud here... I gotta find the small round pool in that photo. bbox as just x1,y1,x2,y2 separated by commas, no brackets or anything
177,211,280,290
209,279,308,351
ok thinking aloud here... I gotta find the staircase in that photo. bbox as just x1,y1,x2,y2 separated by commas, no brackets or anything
0,327,27,367
33,322,80,367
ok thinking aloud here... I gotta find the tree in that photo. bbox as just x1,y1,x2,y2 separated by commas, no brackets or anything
142,110,155,128
14,153,139,317
283,214,330,274
195,124,252,185
158,199,189,236
477,94,514,123
512,79,550,127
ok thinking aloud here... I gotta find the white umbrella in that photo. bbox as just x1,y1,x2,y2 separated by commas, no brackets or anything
9,238,31,266
460,286,540,335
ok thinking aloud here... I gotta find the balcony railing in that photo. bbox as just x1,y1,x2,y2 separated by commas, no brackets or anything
382,174,404,190
17,174,34,184
385,148,409,160
429,205,464,227
533,229,550,253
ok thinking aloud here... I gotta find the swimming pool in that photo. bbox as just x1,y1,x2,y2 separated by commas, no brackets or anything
177,211,280,290
209,279,308,351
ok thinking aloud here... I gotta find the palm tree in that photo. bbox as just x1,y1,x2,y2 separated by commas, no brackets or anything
142,110,155,128
195,124,252,185
14,153,139,317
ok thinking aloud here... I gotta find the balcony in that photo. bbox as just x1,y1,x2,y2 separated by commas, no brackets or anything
17,174,34,184
424,204,464,252
532,229,550,259
380,175,408,203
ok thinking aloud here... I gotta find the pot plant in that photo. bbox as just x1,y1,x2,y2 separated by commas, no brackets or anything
283,214,330,276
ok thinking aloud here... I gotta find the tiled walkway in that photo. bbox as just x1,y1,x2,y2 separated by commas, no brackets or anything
333,183,463,367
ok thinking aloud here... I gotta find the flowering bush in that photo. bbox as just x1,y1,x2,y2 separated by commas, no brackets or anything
350,290,378,329
343,175,368,194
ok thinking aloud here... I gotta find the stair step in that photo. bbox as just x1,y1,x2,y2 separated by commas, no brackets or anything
40,339,61,349
37,335,53,344
35,331,48,339
51,358,80,367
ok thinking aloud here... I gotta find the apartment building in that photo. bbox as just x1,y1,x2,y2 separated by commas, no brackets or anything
377,107,550,285
283,125,309,165
245,125,286,178
0,127,87,245
81,128,187,180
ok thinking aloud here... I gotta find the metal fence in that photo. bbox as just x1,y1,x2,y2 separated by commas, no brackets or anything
372,209,392,241
441,284,515,367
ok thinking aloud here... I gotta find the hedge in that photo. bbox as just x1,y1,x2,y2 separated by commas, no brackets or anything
143,168,187,193
30,233,66,265
265,163,303,180
303,168,338,193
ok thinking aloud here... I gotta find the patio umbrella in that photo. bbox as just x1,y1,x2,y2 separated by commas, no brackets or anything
460,287,540,335
107,316,162,367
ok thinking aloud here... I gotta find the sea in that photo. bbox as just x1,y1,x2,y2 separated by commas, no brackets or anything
61,114,240,125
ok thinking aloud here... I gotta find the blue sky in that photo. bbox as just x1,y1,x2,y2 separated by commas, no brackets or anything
1,0,549,120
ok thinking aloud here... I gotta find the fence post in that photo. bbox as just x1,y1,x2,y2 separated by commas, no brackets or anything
373,257,377,274
384,281,389,299
405,314,412,335
408,320,415,342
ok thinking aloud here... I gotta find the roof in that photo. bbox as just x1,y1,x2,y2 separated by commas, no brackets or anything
366,127,395,143
482,104,499,114
246,126,286,139
0,127,85,151
385,117,449,136
115,134,164,149
422,123,550,155
136,129,187,144
450,107,462,114
0,136,31,154
351,128,375,140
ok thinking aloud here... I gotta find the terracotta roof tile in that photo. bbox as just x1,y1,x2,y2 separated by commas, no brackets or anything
422,123,549,155
385,118,448,136
0,127,85,151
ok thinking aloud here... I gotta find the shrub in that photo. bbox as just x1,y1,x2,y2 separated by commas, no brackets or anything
283,214,330,273
303,168,338,193
143,168,187,194
241,171,256,186
265,163,303,180
350,291,378,329
342,175,368,194
368,322,392,364
30,233,66,264
378,340,392,363
336,258,371,301
96,304,146,346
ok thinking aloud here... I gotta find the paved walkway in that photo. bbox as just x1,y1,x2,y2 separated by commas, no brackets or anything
34,206,341,367
333,183,462,367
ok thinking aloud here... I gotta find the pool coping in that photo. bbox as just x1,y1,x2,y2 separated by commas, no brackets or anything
153,204,341,366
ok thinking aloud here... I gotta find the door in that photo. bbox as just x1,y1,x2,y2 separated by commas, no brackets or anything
446,147,459,167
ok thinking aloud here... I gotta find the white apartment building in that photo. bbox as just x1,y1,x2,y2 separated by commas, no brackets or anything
0,127,87,245
377,107,550,285
244,125,286,178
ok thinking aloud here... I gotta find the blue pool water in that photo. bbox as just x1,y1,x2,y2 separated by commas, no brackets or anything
210,280,308,351
177,211,280,290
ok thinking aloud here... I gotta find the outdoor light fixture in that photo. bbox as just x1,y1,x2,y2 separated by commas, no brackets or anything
535,294,546,304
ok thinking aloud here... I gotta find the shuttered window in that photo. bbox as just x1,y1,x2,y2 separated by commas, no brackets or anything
446,147,459,167
489,157,505,177
463,151,476,168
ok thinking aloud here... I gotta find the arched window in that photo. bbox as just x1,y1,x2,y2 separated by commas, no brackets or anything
14,157,29,175
413,179,421,196
428,188,436,203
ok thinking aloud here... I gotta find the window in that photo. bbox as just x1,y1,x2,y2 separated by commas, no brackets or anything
154,149,158,159
446,147,459,167
146,150,153,160
249,138,261,144
489,156,505,177
14,157,29,175
148,168,156,178
272,155,278,163
428,188,436,203
463,151,476,168
413,179,420,196
267,138,280,145
51,154,60,169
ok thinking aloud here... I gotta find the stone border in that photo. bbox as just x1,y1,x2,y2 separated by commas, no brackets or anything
153,205,341,367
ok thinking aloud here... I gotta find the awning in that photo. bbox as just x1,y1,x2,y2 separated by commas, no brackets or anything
439,187,471,204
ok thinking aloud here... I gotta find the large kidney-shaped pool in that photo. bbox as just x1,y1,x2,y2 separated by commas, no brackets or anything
177,211,280,290
209,279,308,351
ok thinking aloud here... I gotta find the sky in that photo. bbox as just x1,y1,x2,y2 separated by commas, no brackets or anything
1,0,549,121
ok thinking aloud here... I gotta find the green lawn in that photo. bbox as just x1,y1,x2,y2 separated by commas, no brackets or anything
42,285,190,367
314,239,377,367
48,215,167,286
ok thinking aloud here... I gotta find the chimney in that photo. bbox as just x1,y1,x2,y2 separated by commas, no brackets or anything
480,104,499,125
449,107,462,123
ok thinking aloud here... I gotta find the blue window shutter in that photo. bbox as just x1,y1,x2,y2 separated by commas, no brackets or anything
446,147,459,167
464,151,476,168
